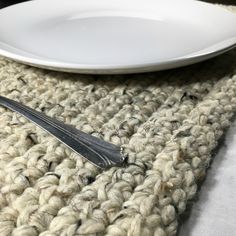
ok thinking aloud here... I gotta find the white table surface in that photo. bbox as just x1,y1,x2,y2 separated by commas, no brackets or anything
179,118,236,236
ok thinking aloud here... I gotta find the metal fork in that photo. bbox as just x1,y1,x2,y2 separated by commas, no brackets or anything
0,95,126,169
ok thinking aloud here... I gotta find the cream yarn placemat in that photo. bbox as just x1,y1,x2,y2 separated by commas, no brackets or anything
0,7,236,236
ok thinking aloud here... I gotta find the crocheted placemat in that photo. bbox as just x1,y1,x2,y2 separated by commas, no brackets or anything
0,6,236,236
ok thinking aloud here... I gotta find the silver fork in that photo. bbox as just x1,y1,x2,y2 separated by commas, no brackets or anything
0,95,126,169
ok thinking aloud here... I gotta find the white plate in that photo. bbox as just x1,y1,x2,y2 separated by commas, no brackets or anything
0,0,236,74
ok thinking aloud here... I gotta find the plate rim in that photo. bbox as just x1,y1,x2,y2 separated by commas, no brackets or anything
0,39,236,74
0,0,236,74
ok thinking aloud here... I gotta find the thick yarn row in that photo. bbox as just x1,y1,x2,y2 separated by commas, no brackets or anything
41,72,236,235
40,72,214,235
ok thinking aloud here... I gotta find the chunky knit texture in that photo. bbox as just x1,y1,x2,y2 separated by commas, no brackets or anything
0,6,236,236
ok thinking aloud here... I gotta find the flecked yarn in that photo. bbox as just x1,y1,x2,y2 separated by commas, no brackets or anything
1,7,236,236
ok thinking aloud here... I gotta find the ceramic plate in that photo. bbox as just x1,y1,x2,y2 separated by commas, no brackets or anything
0,0,236,74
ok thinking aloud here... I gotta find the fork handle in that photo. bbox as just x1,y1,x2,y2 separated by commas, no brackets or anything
0,96,126,169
